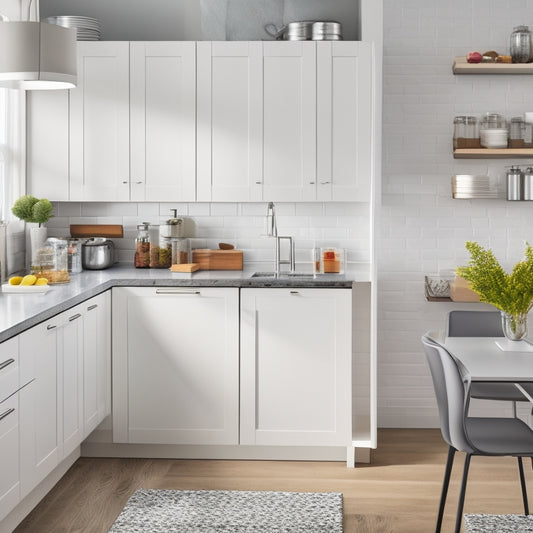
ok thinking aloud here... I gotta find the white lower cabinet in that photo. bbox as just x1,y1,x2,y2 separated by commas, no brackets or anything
0,337,20,522
18,292,110,499
240,288,352,446
83,292,111,438
112,287,240,445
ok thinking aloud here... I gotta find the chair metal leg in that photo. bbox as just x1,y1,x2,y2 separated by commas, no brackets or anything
436,446,456,533
454,453,471,533
518,457,530,515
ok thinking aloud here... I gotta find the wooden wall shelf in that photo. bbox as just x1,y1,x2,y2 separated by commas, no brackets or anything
453,56,533,74
453,148,533,159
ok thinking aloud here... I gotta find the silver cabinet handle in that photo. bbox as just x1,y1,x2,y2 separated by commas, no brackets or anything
122,181,128,184
320,181,331,185
290,290,299,295
0,358,15,371
69,313,82,322
255,181,262,184
135,181,143,184
0,407,15,421
156,289,201,295
47,324,56,330
309,181,315,185
87,304,98,311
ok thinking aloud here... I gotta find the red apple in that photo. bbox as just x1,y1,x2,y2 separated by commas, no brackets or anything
466,51,482,63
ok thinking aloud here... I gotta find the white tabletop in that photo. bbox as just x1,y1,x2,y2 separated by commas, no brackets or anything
443,337,533,382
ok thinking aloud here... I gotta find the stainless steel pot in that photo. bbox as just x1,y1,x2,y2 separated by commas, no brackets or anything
81,237,115,270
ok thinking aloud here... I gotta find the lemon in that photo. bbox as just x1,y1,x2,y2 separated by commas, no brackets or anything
20,275,37,286
8,276,23,285
35,278,49,286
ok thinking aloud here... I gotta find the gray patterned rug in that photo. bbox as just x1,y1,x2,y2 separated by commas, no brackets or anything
108,489,343,532
465,513,533,532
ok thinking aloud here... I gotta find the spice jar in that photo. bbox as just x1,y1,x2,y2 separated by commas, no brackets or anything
453,116,466,149
510,25,532,63
134,222,151,268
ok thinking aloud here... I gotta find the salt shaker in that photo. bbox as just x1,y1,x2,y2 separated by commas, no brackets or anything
510,25,532,63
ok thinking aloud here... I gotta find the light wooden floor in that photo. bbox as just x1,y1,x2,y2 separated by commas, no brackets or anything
13,429,533,533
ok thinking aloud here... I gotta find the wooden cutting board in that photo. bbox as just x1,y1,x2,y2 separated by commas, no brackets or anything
70,224,124,238
191,249,243,270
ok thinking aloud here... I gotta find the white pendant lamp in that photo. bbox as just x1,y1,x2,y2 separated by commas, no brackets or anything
0,16,77,90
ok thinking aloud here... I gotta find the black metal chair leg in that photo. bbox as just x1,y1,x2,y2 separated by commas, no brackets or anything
454,453,471,533
436,446,456,533
518,457,530,515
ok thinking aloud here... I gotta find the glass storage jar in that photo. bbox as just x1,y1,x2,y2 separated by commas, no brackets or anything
134,222,151,268
31,237,70,284
509,117,525,148
171,238,190,265
510,25,532,63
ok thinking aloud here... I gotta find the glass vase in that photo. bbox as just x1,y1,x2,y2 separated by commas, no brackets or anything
501,311,529,341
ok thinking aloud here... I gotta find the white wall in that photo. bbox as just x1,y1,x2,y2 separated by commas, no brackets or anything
381,0,533,427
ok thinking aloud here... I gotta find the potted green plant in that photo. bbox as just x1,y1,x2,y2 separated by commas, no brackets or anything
11,195,53,262
456,241,533,340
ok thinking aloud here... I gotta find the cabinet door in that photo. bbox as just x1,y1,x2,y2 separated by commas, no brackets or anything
0,393,19,522
130,42,196,202
262,42,317,201
26,91,69,201
83,292,111,438
317,42,373,202
197,41,263,202
240,288,352,446
61,308,84,458
19,319,61,498
70,42,130,201
113,287,239,445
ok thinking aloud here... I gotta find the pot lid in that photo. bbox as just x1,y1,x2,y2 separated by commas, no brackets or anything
83,237,113,246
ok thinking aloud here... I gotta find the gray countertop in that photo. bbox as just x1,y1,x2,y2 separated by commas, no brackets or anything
0,265,363,343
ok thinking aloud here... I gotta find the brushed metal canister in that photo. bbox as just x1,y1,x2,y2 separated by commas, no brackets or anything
506,165,523,201
523,166,533,200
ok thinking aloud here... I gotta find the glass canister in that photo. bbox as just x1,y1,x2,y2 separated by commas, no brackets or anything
134,222,151,268
465,116,480,148
510,25,532,63
319,248,345,274
453,116,466,149
171,238,190,265
150,231,173,268
67,238,83,273
509,117,525,148
31,237,70,284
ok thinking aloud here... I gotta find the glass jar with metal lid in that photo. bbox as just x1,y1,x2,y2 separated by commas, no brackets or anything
134,222,150,268
510,25,532,63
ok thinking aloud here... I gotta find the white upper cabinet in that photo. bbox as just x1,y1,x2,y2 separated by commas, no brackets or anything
317,42,372,202
198,41,372,202
26,91,70,201
197,41,263,202
27,40,373,203
70,42,130,201
130,42,196,202
262,42,317,201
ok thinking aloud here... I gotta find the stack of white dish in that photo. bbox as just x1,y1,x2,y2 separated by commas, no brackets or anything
480,128,508,148
452,174,500,199
44,16,101,41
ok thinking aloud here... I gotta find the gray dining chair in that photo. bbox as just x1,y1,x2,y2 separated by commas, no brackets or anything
447,310,533,416
422,333,533,533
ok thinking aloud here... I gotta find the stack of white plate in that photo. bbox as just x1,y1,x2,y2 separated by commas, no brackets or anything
480,128,508,148
44,16,101,41
452,175,500,199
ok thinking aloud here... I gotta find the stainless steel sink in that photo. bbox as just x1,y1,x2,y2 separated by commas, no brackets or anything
251,272,315,278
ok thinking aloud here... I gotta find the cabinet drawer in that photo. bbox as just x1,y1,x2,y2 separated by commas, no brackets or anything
0,337,19,402
0,392,20,521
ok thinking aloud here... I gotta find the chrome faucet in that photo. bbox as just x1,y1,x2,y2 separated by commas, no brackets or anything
265,202,294,275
